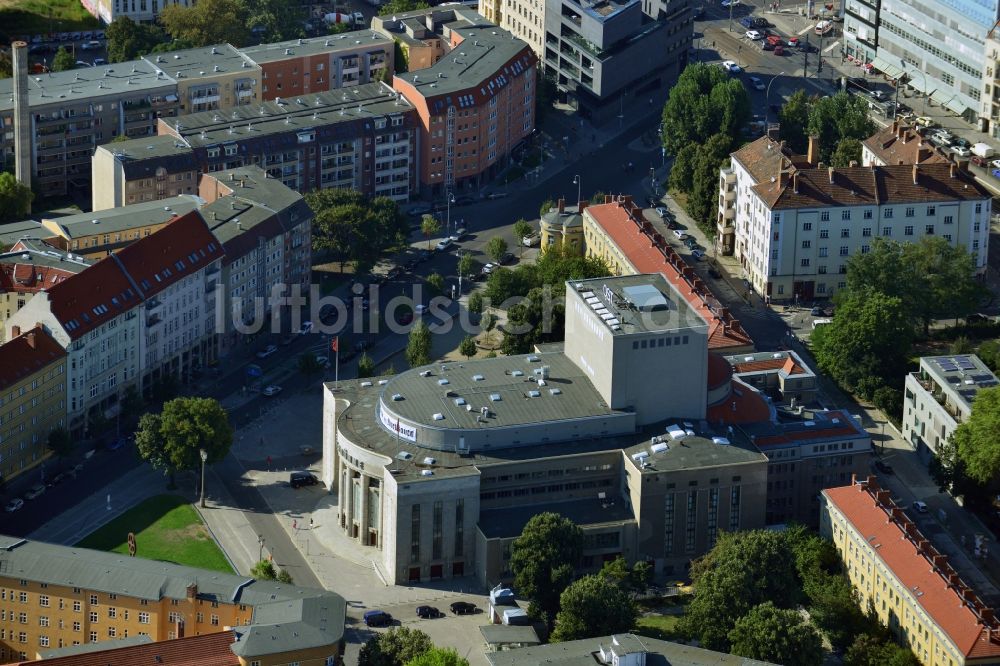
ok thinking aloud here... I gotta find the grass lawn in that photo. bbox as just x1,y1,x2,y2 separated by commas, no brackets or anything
634,613,683,641
76,495,235,574
0,0,99,39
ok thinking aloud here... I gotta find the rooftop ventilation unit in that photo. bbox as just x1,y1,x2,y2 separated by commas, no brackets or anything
712,437,730,446
632,451,649,462
432,413,444,421
378,379,389,385
454,397,466,406
526,355,540,363
527,390,540,398
396,451,413,461
438,378,449,385
421,469,434,476
423,457,436,465
651,441,669,454
419,370,431,377
489,393,502,402
391,393,403,401
360,381,373,387
472,374,484,381
549,388,561,395
511,370,524,377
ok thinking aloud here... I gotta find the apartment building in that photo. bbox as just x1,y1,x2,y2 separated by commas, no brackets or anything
854,0,993,124
0,64,180,198
91,136,200,211
0,535,345,665
6,253,141,436
902,354,999,463
198,167,314,350
742,409,871,526
481,0,545,65
543,0,689,122
981,22,1000,138
0,241,92,344
156,83,417,201
80,0,193,24
719,135,990,302
581,194,755,355
822,478,1000,666
372,11,454,71
142,45,261,114
390,8,537,197
241,33,394,99
0,327,66,484
862,121,952,167
39,196,202,259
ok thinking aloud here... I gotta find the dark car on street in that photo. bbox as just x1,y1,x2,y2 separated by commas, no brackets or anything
874,460,894,475
416,605,442,618
449,601,478,615
364,610,393,627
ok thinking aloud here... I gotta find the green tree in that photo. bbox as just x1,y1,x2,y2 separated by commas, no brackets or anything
392,39,410,73
457,252,478,281
378,0,430,15
276,569,293,584
357,352,376,378
590,191,608,205
105,16,168,62
778,89,812,154
977,339,1000,372
159,0,251,47
421,214,441,250
811,288,914,398
872,385,903,424
242,0,305,42
680,530,799,650
551,574,637,642
513,219,533,257
405,648,469,666
306,189,406,268
251,559,277,580
0,172,33,224
482,311,497,345
728,602,823,666
510,512,584,628
598,556,652,596
844,633,920,666
806,92,875,164
358,627,432,666
52,47,75,72
485,236,509,264
47,427,73,469
539,198,555,218
660,62,751,155
119,385,144,422
0,51,11,79
668,143,698,193
459,335,477,359
685,133,732,232
425,272,445,295
135,397,233,488
405,320,432,368
954,385,1000,483
830,137,863,167
467,291,485,315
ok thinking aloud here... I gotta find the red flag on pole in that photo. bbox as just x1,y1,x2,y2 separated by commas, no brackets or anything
331,336,339,352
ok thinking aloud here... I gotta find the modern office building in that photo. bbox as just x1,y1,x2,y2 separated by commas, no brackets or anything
861,121,953,167
581,195,755,355
0,241,92,344
822,478,1000,666
0,535,345,665
845,0,995,124
90,136,201,210
0,327,67,484
543,0,690,122
142,45,261,114
718,134,990,302
323,272,786,585
155,83,417,201
0,63,180,198
241,33,394,99
389,7,538,197
902,354,999,462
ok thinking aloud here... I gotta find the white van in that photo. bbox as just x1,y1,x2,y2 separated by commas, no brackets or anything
812,318,833,329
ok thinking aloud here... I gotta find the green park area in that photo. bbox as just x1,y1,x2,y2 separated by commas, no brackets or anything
76,494,234,574
0,0,100,38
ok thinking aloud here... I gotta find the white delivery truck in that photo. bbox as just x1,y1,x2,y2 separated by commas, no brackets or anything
972,143,996,159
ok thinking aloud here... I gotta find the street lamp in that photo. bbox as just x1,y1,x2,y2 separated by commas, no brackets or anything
199,448,208,508
446,192,455,236
573,174,581,206
765,72,786,126
257,534,265,561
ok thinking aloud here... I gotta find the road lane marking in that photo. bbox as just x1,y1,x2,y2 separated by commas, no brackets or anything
798,24,814,35
823,39,840,53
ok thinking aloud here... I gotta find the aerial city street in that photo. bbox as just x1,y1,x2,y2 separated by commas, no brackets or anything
1,0,1000,663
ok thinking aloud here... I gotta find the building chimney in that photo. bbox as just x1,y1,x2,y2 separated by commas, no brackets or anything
767,125,780,141
912,164,920,184
186,584,197,600
12,41,32,211
828,166,835,184
779,170,790,188
891,120,898,134
957,159,970,172
807,135,820,165
897,123,906,140
901,128,909,144
557,198,565,214
11,325,21,338
950,162,958,178
849,160,858,167
578,200,588,214
25,330,36,349
792,172,799,194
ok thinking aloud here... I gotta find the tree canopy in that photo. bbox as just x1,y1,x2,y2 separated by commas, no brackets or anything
829,137,863,167
510,512,584,627
52,47,75,72
135,397,233,484
844,633,920,666
728,601,824,666
660,63,751,155
159,0,251,47
105,16,168,62
359,627,432,666
306,189,407,270
551,574,637,641
485,236,509,264
0,171,35,224
778,90,811,154
379,0,430,15
778,90,875,162
406,320,432,368
242,0,305,42
47,427,73,464
953,386,1000,484
404,648,469,666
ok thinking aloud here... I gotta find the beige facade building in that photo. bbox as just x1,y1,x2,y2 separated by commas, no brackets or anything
143,45,261,114
479,0,545,66
0,327,66,484
91,136,200,211
539,198,586,254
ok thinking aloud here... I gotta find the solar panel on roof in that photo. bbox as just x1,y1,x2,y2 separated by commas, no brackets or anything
958,357,976,370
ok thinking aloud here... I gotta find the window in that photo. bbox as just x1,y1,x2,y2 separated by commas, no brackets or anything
905,207,914,217
862,227,871,237
840,228,850,238
138,612,149,624
863,209,873,219
861,245,870,254
211,615,219,626
89,612,98,623
882,226,892,236
39,596,49,608
72,602,81,613
944,215,953,225
801,240,811,248
925,225,934,235
884,208,894,218
927,205,936,216
975,203,982,213
839,246,849,256
819,229,829,239
841,210,851,220
802,222,812,231
904,226,914,236
819,247,828,257
820,211,830,221
801,258,810,267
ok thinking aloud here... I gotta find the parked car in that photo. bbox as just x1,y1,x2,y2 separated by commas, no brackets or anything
720,0,739,6
25,484,46,500
290,471,318,488
4,498,24,513
453,226,467,239
691,249,705,260
673,230,688,240
416,605,442,618
762,40,775,51
80,40,101,50
363,610,393,626
972,155,989,167
738,16,755,28
915,116,936,128
262,385,283,396
748,76,766,90
435,238,454,252
952,146,971,157
522,233,540,247
93,57,107,66
256,344,278,359
992,168,1000,180
874,460,894,474
655,206,671,219
721,60,742,73
912,500,929,513
449,601,478,615
351,11,365,25
773,43,784,55
48,471,67,487
482,262,496,275
108,436,128,451
486,191,510,199
74,60,92,68
299,321,313,335
498,252,514,265
745,30,762,40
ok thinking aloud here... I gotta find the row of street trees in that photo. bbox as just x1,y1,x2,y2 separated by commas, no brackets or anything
306,188,409,276
359,626,469,666
778,90,875,166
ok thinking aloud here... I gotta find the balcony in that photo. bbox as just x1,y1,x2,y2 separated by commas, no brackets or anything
147,313,162,327
146,298,162,310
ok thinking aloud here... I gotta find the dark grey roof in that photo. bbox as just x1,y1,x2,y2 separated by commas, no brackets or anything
0,62,176,112
143,44,255,81
95,135,196,180
43,196,203,239
478,497,635,539
479,624,541,645
0,240,93,272
0,536,346,658
0,220,47,247
241,33,390,64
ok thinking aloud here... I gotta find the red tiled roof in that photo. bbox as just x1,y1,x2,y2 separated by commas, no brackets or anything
12,631,240,666
862,123,950,167
0,251,84,295
0,326,65,388
584,200,754,352
825,483,1000,659
45,254,141,341
113,211,222,298
731,357,806,375
706,380,772,424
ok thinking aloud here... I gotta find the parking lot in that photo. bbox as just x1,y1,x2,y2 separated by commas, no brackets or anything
24,30,109,70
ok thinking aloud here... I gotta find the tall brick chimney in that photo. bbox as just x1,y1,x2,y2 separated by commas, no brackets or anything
807,135,820,166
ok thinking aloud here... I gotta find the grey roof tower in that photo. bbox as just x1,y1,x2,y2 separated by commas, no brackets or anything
11,41,32,210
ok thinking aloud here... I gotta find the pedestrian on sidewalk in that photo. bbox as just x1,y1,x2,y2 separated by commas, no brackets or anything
309,517,314,529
